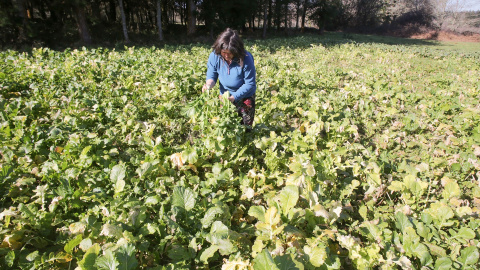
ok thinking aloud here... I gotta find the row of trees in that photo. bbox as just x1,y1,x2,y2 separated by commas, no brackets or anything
0,0,475,47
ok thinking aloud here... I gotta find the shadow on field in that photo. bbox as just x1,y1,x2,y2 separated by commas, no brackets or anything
2,25,439,54
242,31,438,54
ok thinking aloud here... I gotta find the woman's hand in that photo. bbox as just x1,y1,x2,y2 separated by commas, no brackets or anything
228,95,235,102
202,79,215,92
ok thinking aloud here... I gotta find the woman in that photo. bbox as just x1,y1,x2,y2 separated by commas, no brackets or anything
203,28,257,129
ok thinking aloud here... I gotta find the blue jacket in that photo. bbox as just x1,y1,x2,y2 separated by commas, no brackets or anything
206,51,256,101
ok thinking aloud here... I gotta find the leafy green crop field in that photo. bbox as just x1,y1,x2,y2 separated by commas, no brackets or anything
1,34,480,269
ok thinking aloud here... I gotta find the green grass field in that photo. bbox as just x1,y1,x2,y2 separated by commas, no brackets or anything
1,33,479,269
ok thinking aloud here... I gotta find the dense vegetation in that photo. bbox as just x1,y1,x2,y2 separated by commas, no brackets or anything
2,0,478,48
1,33,480,269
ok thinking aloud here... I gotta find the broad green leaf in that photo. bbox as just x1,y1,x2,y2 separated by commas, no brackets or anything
145,196,160,205
411,242,432,266
200,245,218,263
111,165,126,194
110,164,126,183
100,224,123,238
265,207,281,227
273,254,304,270
207,221,229,244
116,243,138,270
201,206,224,228
95,250,119,270
249,206,266,222
442,181,460,199
388,181,404,191
434,257,452,270
182,147,198,164
167,245,193,262
253,249,280,270
427,203,454,228
425,243,446,257
216,239,235,255
278,185,299,215
79,238,93,251
6,250,15,267
403,227,420,254
136,162,153,179
26,251,38,262
304,245,326,267
252,239,264,255
64,234,83,254
456,227,476,241
78,244,101,270
395,211,412,232
172,186,196,211
458,246,479,266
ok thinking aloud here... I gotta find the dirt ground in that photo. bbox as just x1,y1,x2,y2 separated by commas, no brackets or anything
409,30,480,42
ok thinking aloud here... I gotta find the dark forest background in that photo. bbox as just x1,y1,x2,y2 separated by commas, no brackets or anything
1,0,479,49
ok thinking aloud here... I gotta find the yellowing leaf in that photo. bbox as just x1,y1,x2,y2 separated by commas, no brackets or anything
69,222,86,235
170,153,184,167
222,258,252,270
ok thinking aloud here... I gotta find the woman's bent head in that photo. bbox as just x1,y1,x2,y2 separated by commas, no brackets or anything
212,28,246,65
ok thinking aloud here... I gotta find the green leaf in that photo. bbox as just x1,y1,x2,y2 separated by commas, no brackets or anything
201,206,224,228
216,239,235,255
26,251,38,262
64,234,83,254
411,242,432,266
167,245,193,262
434,257,452,270
172,186,196,211
111,165,126,194
425,243,446,257
182,147,198,164
116,243,138,270
253,249,280,270
78,244,101,270
79,238,93,251
395,211,412,232
136,162,153,179
96,250,119,270
273,254,304,270
458,246,479,266
200,245,218,263
388,181,404,191
207,221,229,244
110,164,126,183
278,185,299,215
6,250,15,267
442,181,460,199
456,227,476,241
304,245,326,267
248,206,266,222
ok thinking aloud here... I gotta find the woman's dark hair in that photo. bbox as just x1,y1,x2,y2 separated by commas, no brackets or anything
212,28,246,66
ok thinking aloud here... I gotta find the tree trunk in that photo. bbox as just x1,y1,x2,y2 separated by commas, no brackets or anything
90,0,103,23
162,0,168,30
157,0,163,40
268,0,272,29
108,0,117,22
118,0,130,42
301,0,306,32
284,0,288,31
296,0,300,29
73,4,92,44
187,0,196,35
262,0,268,38
15,0,29,41
275,0,281,30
